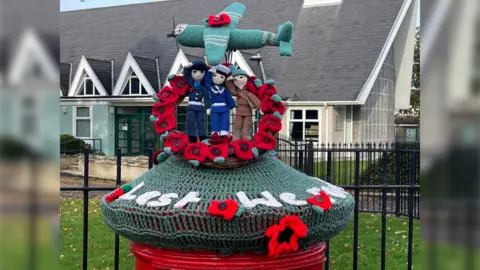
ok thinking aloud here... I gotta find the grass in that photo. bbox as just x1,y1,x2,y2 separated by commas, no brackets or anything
315,160,370,185
61,198,420,270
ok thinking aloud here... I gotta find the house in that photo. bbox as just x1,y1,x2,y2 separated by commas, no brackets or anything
60,0,418,156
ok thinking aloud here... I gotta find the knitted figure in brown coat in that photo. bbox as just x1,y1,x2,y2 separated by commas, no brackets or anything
226,66,262,140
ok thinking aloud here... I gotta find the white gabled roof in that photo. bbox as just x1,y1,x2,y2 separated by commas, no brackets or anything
112,52,156,95
68,56,108,96
164,49,189,87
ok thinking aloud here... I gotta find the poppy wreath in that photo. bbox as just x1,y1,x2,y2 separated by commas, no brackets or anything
257,83,278,101
105,185,133,203
184,141,209,166
157,85,179,104
253,131,277,151
207,144,229,163
265,216,308,258
259,114,282,134
168,75,190,96
207,13,231,27
306,191,332,213
152,150,168,165
246,76,260,95
208,199,243,221
164,132,189,154
260,98,286,115
154,115,176,134
152,102,175,118
231,139,257,160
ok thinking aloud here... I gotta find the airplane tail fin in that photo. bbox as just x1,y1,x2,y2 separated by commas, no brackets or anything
277,21,294,57
276,21,293,42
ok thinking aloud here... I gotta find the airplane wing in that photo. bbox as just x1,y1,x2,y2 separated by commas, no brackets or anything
219,2,246,29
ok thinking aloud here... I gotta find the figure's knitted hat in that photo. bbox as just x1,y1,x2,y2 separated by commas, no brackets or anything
211,64,231,77
101,155,354,255
191,60,208,71
229,65,249,77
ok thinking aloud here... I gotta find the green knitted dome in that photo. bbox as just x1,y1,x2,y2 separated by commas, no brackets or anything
101,155,354,255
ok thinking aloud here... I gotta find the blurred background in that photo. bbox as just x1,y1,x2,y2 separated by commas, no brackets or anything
0,0,478,269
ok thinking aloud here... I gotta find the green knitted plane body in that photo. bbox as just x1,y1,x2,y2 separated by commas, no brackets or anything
101,155,354,254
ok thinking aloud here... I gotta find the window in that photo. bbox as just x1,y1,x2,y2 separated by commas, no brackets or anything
289,109,321,142
122,73,149,95
74,106,91,138
78,76,100,96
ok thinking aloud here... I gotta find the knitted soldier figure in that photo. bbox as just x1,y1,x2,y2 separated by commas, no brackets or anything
184,61,211,143
226,66,262,140
205,64,236,139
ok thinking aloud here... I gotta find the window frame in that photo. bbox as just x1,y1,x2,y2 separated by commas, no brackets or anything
288,108,322,142
123,73,149,96
77,76,99,96
73,105,93,139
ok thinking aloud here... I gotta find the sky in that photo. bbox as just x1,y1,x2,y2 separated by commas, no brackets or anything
60,0,420,26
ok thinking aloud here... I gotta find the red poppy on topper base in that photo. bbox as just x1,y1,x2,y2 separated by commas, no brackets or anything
307,191,332,213
266,216,308,258
163,132,189,154
253,131,277,151
184,142,209,166
208,199,243,220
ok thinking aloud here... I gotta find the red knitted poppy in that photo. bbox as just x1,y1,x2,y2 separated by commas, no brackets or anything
259,114,282,134
184,142,209,163
260,98,286,115
154,115,176,134
152,102,175,118
164,132,189,153
157,86,179,104
231,140,254,160
258,84,277,100
207,13,231,27
152,150,162,165
246,76,259,95
208,199,239,220
265,216,308,258
169,75,190,96
306,191,332,211
207,144,229,160
253,132,277,151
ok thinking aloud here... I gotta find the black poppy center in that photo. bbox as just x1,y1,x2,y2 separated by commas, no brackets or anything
192,148,200,155
160,122,167,128
218,202,228,210
158,107,165,114
278,227,294,244
176,81,185,87
162,92,170,97
263,138,270,143
173,139,181,147
239,143,249,151
316,196,324,203
212,148,221,155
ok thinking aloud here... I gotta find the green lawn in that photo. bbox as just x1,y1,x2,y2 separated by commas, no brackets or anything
60,198,420,270
315,160,370,185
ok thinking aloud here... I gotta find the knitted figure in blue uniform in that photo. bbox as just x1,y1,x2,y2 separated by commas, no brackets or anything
205,64,236,138
184,60,211,143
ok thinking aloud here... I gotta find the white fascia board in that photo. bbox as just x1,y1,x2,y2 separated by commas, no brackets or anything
356,0,413,105
112,52,156,95
164,49,189,87
7,29,59,85
284,100,358,106
303,0,342,8
68,56,108,96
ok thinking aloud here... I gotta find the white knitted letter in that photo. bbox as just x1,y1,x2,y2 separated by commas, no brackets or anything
236,191,283,209
173,192,201,208
306,187,337,203
136,191,161,206
279,193,308,206
118,182,145,201
147,193,179,207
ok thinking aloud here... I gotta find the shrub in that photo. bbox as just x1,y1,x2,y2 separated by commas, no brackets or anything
60,134,87,155
0,136,39,160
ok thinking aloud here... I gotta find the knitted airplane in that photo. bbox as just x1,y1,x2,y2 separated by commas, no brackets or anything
170,2,294,66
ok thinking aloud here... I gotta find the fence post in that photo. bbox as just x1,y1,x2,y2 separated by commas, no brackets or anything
307,141,314,176
395,142,401,216
407,151,416,270
294,141,298,169
148,149,154,169
114,149,121,270
353,151,360,270
83,147,89,270
327,150,332,184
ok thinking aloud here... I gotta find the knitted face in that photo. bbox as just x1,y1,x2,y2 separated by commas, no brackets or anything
212,73,226,85
192,69,205,81
233,75,248,89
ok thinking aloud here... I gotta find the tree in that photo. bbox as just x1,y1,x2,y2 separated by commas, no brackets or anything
398,27,420,116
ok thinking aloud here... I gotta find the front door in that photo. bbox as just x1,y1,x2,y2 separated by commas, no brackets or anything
116,115,142,156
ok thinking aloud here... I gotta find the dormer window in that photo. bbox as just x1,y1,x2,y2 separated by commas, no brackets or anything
77,76,101,96
122,72,149,95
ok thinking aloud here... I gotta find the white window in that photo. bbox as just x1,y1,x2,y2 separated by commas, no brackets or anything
289,109,321,142
73,106,92,139
122,73,149,95
77,76,101,96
